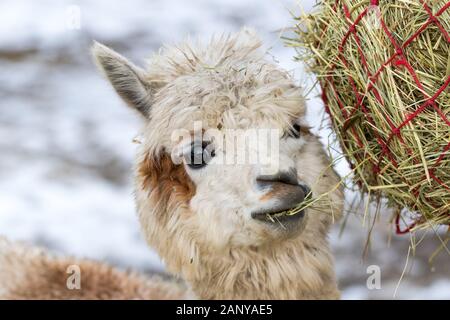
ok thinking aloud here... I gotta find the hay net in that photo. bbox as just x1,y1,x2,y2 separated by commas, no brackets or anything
295,0,450,232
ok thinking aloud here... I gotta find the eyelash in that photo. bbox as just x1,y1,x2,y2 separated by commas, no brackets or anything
285,123,301,139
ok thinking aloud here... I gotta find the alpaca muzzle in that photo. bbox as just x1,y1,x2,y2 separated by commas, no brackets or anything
252,169,310,227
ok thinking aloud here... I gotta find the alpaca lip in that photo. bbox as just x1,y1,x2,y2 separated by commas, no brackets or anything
251,207,305,224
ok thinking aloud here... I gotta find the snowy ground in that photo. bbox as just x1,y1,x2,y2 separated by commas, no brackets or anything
0,0,448,299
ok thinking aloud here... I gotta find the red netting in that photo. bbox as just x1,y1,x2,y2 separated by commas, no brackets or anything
319,0,450,234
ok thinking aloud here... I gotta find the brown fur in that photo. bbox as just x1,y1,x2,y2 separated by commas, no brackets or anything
138,153,196,223
0,238,188,300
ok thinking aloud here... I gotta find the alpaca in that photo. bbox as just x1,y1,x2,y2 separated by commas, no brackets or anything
0,28,343,299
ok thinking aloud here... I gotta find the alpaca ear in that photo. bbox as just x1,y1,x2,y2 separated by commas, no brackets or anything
92,41,152,118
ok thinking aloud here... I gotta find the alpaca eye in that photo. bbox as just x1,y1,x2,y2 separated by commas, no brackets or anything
187,141,215,169
287,123,301,139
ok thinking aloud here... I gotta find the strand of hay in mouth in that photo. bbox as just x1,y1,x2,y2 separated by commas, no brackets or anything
287,0,450,232
268,153,355,226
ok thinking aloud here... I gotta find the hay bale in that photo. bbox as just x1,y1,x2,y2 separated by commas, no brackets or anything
290,0,450,231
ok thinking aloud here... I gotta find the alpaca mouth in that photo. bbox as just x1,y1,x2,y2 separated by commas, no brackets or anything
251,206,305,224
252,184,311,226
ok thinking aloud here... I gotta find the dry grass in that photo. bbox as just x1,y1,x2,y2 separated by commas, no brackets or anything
286,0,450,231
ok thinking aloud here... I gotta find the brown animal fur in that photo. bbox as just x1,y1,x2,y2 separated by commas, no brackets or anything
0,238,189,300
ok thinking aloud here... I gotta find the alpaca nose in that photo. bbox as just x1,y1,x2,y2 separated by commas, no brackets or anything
257,168,299,186
256,168,310,207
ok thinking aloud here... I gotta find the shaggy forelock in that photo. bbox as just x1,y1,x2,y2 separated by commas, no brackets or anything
139,29,305,154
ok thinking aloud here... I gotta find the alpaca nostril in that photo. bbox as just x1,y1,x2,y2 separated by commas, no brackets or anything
257,168,298,186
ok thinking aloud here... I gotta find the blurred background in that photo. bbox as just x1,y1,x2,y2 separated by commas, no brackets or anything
0,0,448,299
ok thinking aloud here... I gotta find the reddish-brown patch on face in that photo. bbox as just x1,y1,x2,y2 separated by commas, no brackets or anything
259,183,298,203
138,152,196,220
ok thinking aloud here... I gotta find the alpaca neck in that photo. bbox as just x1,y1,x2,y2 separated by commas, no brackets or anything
188,236,340,299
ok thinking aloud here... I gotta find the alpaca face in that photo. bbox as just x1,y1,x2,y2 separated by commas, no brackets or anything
93,29,343,269
171,123,312,247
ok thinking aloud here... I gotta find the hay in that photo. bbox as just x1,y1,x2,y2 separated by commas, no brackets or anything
288,0,450,231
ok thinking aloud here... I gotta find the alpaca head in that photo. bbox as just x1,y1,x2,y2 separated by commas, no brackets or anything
93,29,343,281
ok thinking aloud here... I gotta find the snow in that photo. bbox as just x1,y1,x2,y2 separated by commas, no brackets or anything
0,0,448,299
